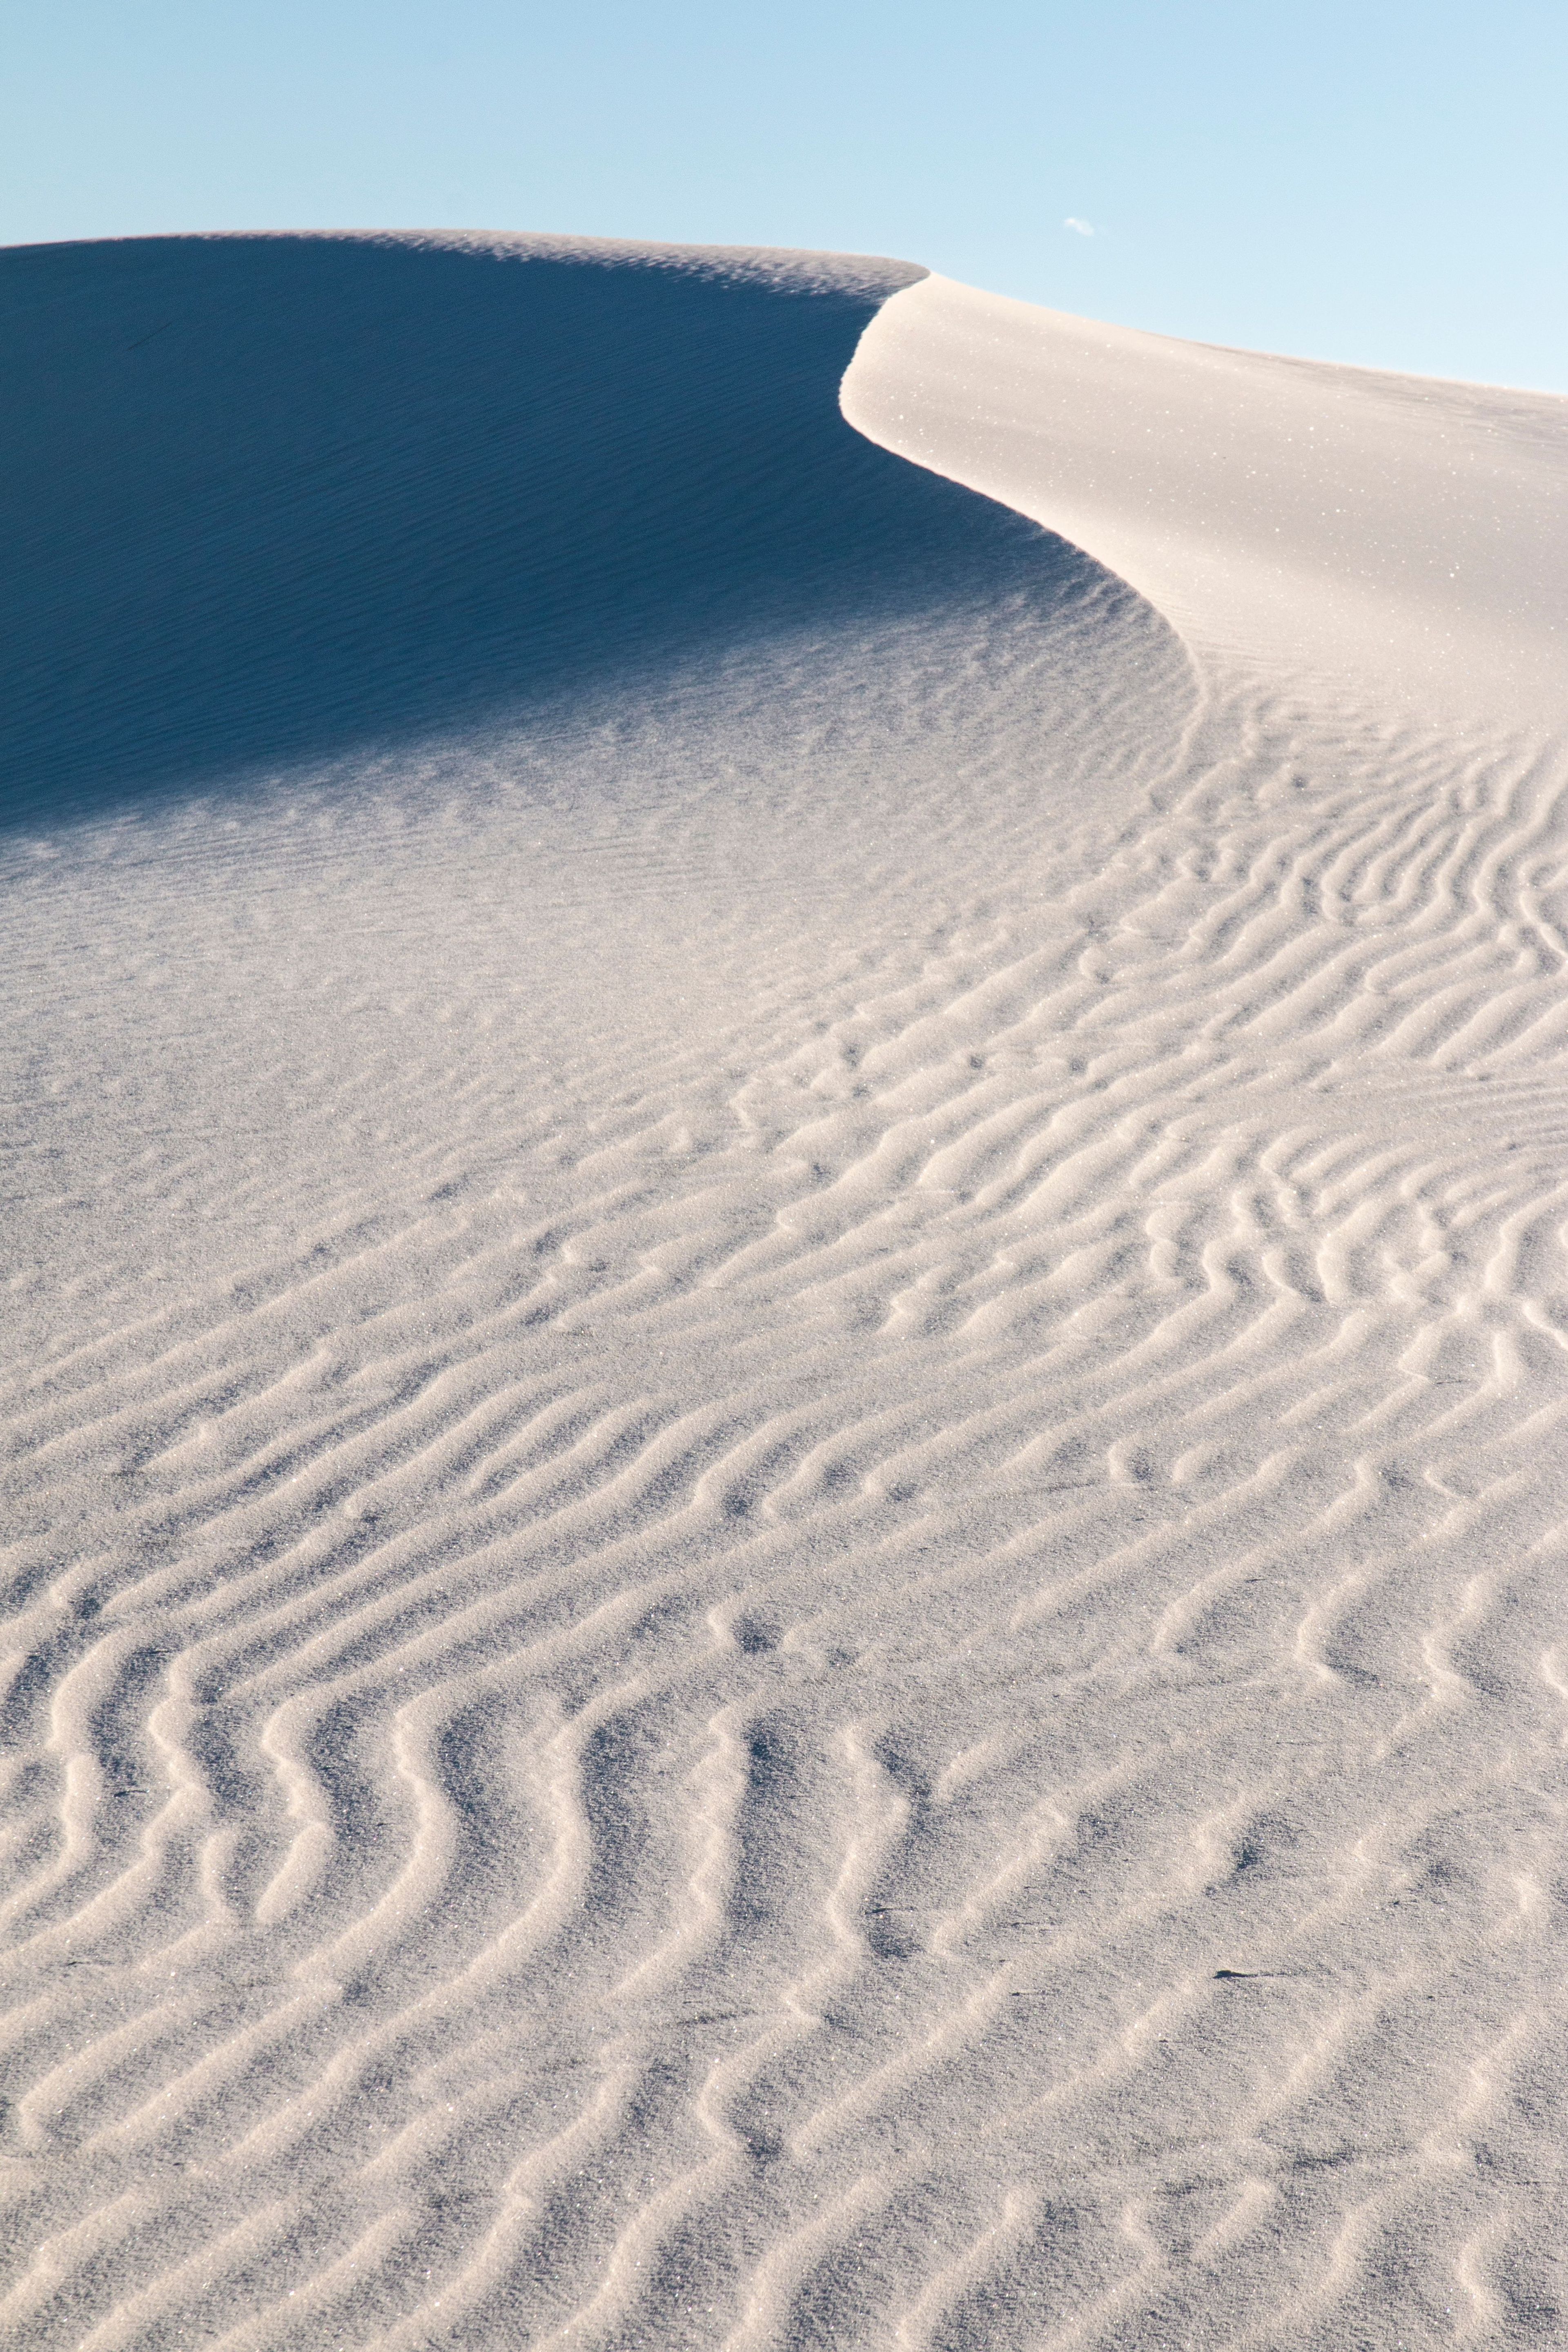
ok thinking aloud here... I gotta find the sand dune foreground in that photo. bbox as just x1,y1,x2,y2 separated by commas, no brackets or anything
4,229,1568,2348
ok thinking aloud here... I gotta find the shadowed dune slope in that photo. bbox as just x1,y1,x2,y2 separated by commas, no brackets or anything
0,232,1134,828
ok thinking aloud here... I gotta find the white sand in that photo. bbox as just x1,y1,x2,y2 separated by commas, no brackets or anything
3,231,1568,2349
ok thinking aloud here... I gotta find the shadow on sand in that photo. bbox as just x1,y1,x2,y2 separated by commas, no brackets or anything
0,233,1112,831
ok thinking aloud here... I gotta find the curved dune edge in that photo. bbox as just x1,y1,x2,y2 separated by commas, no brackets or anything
8,236,1568,2352
843,271,1568,725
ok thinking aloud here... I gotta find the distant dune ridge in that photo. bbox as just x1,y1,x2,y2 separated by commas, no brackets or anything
4,230,1568,2348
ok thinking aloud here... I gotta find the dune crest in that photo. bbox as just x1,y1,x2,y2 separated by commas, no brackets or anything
5,233,1568,2349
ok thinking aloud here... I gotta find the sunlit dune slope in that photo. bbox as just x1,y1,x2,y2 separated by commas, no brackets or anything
847,273,1568,721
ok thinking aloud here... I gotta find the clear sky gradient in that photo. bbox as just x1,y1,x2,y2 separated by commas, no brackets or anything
6,0,1565,391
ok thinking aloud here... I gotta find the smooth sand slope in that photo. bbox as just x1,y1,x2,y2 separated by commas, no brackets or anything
3,232,1568,2350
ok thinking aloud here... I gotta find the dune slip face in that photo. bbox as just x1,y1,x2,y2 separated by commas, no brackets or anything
4,229,1568,2350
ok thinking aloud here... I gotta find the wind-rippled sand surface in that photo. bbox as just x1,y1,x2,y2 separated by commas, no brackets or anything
4,232,1568,2349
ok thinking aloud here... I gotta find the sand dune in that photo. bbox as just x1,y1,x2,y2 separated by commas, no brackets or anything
4,231,1568,2348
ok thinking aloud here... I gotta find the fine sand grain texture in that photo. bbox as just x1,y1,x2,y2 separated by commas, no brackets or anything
3,232,1568,2349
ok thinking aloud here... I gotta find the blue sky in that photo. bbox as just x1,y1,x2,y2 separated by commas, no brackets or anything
6,1,1564,390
